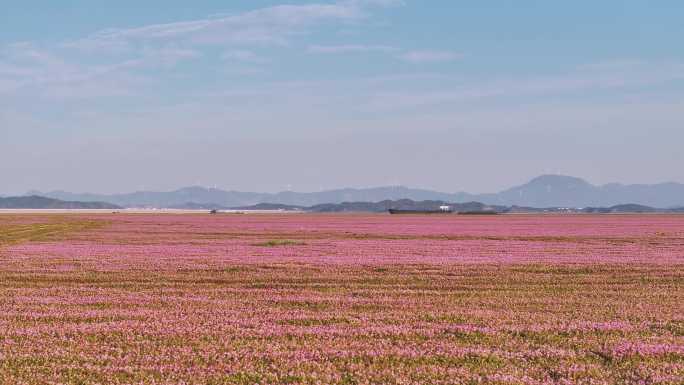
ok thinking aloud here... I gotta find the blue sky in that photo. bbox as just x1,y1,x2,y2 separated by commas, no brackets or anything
2,1,683,194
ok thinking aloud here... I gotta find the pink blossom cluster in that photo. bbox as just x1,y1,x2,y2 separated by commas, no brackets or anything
3,214,684,271
0,213,682,384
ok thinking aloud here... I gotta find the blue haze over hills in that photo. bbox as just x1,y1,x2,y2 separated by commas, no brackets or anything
29,175,684,209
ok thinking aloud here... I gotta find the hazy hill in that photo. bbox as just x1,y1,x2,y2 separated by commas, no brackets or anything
0,196,120,209
234,200,504,213
29,175,684,209
231,203,305,211
482,175,684,208
33,186,459,209
167,202,231,210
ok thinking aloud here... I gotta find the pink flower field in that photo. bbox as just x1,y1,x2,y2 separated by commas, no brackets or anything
0,213,683,384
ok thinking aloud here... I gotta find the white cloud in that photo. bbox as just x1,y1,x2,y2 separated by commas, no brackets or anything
400,50,463,63
308,44,397,53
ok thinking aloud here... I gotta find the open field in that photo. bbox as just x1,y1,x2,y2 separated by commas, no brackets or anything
0,209,301,215
1,214,683,384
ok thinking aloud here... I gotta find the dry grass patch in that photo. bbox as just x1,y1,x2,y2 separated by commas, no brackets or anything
0,219,107,246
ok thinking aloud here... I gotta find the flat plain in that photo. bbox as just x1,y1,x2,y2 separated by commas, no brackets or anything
0,213,683,384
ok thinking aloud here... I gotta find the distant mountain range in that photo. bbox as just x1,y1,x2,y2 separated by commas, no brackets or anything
235,200,503,213
0,196,121,209
2,194,682,213
25,175,684,209
234,200,683,214
29,186,460,209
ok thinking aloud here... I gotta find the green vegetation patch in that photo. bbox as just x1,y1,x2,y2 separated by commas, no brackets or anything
253,239,307,247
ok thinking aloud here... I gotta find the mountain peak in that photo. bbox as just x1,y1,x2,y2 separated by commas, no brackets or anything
527,175,591,187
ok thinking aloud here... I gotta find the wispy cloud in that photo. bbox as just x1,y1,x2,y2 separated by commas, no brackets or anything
3,1,406,97
141,46,201,66
308,44,397,54
344,0,405,6
308,45,463,65
222,50,268,63
67,2,399,51
399,50,463,63
365,60,684,110
0,42,182,98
